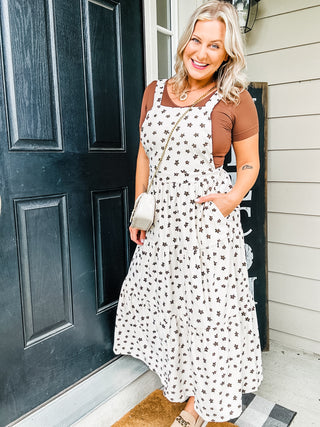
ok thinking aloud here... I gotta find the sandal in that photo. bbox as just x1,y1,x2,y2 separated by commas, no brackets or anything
170,409,204,427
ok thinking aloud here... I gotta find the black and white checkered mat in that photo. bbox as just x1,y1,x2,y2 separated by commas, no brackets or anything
228,393,297,426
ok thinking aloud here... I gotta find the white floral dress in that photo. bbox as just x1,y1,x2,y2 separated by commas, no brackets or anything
113,79,263,422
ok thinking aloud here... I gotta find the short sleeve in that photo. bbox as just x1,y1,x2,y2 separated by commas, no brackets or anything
139,80,157,130
232,90,259,142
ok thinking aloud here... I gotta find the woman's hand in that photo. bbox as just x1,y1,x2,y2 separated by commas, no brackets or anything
129,226,146,245
195,192,238,217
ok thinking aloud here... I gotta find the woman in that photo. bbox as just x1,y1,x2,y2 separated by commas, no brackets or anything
113,1,263,425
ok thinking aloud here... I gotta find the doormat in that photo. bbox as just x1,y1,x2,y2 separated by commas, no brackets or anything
230,392,297,426
111,389,296,427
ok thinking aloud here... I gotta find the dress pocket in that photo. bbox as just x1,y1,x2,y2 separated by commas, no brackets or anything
208,201,227,221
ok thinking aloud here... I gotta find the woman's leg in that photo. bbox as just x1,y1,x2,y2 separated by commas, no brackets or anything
184,396,199,420
171,396,204,427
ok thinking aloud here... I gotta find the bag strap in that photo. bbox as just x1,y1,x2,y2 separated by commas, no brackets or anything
147,85,217,193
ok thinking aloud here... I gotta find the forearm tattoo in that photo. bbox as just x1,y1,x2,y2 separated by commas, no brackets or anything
242,164,253,170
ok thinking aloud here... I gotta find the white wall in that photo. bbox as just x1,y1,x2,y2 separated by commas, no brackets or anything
246,0,320,354
177,0,203,37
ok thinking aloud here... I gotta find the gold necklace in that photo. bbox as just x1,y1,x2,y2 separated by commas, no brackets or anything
179,84,216,101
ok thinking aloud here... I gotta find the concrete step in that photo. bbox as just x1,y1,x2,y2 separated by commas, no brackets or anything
12,356,161,427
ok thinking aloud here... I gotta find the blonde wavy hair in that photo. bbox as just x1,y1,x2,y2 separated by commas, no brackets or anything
172,0,248,104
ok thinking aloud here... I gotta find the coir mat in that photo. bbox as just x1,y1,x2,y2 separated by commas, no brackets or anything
111,388,237,427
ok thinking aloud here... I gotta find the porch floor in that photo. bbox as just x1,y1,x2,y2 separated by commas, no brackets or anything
74,340,320,426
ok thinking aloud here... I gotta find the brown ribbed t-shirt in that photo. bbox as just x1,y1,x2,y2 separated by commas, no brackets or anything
139,80,259,168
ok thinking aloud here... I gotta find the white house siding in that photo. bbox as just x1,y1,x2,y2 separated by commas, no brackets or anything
245,0,320,354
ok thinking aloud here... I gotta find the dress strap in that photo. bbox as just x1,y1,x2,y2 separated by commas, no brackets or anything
152,79,167,108
204,90,222,111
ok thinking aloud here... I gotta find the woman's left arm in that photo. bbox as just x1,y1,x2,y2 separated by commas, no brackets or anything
228,132,260,207
196,132,259,216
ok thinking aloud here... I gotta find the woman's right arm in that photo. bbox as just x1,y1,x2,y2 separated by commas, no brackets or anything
135,142,149,198
129,141,149,245
129,80,156,245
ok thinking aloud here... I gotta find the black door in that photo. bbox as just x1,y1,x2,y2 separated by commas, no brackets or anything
0,0,144,425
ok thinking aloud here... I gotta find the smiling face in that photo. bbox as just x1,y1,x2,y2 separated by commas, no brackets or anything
182,19,229,88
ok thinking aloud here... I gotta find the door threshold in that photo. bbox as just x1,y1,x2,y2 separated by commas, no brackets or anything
11,356,149,427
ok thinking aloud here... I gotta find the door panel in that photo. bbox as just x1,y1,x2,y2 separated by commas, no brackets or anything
14,195,73,348
92,188,130,311
0,0,144,425
1,0,62,150
83,0,126,150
